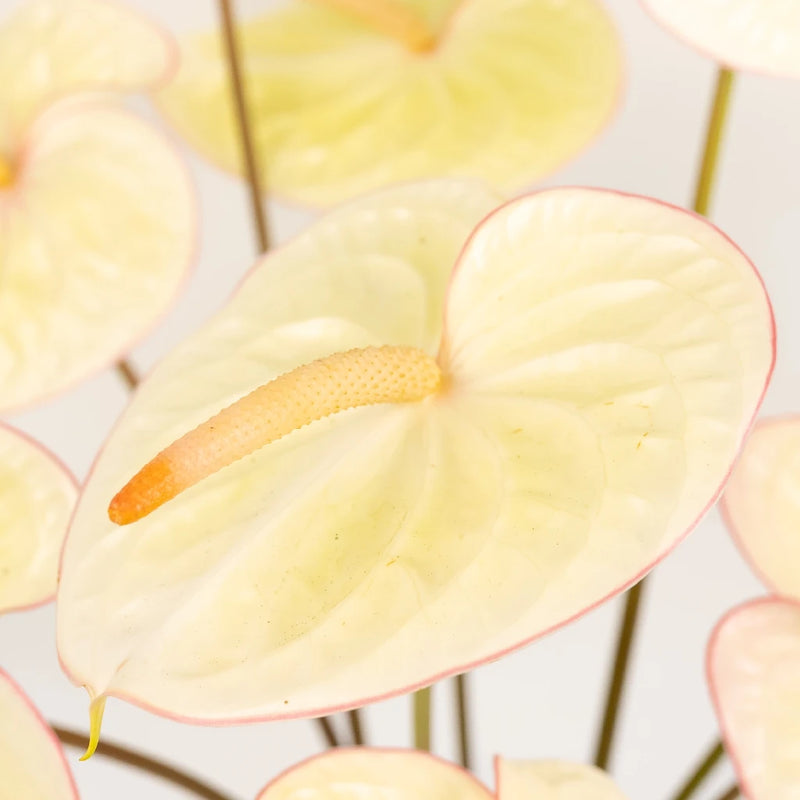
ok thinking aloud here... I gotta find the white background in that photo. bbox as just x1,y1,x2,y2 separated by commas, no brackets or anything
2,0,800,798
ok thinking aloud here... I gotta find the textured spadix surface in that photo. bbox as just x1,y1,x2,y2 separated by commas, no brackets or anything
255,749,628,800
158,0,622,206
57,182,773,723
722,416,800,599
709,599,800,800
641,0,800,78
0,0,194,413
0,670,77,800
0,425,76,614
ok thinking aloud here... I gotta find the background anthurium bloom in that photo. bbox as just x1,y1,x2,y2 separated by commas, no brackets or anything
0,0,195,413
57,181,773,729
640,0,800,78
708,417,800,799
0,669,78,800
158,0,622,206
0,424,77,615
256,748,628,800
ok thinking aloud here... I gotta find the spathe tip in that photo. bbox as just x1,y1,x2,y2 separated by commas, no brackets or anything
79,695,107,761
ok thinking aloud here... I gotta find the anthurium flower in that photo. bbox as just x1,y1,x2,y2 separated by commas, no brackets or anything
0,424,76,615
255,748,628,800
158,0,622,206
0,0,195,413
57,181,773,751
708,416,800,799
0,669,78,800
641,0,800,78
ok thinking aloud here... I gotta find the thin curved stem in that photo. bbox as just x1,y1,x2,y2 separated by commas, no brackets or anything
714,784,740,800
593,580,646,769
693,68,736,217
413,687,432,751
454,674,471,769
115,359,140,391
347,709,365,746
665,739,726,800
54,726,238,800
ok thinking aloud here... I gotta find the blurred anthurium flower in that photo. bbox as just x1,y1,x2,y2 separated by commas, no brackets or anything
57,181,773,753
256,749,629,800
641,0,800,78
158,0,623,206
0,0,195,413
0,669,78,800
709,417,800,799
0,424,76,615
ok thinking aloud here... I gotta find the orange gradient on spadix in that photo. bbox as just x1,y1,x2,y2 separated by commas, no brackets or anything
0,156,13,188
108,345,442,525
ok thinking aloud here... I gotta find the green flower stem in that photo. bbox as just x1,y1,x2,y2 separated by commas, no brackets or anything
54,726,238,800
593,580,646,769
592,63,738,773
454,673,472,769
693,68,736,217
666,739,726,800
413,687,432,751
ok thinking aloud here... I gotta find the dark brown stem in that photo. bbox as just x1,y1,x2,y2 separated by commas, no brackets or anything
666,739,726,800
593,579,646,769
714,784,740,800
347,709,365,745
218,0,270,252
54,726,238,800
454,674,471,769
115,359,140,390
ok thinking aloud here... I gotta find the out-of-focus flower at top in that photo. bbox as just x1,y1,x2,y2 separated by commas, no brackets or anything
0,424,76,615
0,669,78,800
641,0,800,78
158,0,623,206
255,748,629,800
709,417,800,800
57,181,773,753
0,0,195,413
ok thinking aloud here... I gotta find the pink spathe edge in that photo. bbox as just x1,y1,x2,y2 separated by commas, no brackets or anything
255,747,492,800
56,185,776,728
637,0,800,81
154,0,626,212
706,596,800,800
719,414,800,598
0,422,80,616
0,99,200,417
0,668,80,799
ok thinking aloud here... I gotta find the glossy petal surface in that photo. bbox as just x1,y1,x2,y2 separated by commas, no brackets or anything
709,599,800,800
257,749,490,800
0,425,76,614
0,104,194,412
57,184,773,724
159,0,622,206
497,758,629,800
0,670,78,800
0,0,174,151
722,417,800,600
641,0,800,78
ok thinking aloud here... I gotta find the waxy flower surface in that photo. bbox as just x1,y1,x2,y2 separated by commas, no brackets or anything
159,0,622,206
0,0,195,413
0,424,76,615
641,0,800,78
57,181,773,744
0,669,77,800
710,417,800,799
256,748,629,800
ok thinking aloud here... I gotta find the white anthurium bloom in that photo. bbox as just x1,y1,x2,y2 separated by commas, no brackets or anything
708,600,800,800
255,749,630,800
0,669,78,800
709,417,800,799
0,0,196,413
0,424,77,615
641,0,800,78
56,181,773,755
158,0,623,206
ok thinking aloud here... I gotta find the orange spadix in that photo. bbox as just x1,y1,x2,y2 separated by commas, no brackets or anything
109,345,442,525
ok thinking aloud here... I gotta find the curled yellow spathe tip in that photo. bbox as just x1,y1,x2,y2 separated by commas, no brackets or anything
79,695,106,761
